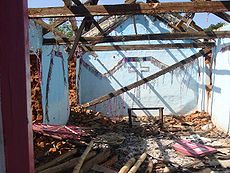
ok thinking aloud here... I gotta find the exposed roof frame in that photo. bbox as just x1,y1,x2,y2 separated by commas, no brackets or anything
28,1,230,18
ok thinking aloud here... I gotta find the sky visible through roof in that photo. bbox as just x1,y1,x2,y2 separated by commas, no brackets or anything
28,0,228,28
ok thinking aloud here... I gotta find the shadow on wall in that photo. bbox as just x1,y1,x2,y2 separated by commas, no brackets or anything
209,39,230,134
80,15,205,117
80,49,203,117
41,45,69,125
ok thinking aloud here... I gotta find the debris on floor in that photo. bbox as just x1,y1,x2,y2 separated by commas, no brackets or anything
33,110,230,173
33,124,90,141
172,140,217,157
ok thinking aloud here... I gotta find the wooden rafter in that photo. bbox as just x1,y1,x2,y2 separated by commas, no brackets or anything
71,0,105,35
43,31,230,44
191,0,229,23
28,1,230,18
43,42,215,50
72,42,215,51
68,18,87,60
214,12,230,23
81,48,211,108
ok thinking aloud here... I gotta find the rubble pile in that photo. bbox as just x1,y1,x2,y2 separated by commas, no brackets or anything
34,133,76,167
68,57,77,110
30,54,43,123
34,110,230,173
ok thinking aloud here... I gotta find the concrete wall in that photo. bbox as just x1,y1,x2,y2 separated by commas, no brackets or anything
210,24,230,134
41,45,69,124
29,18,230,134
80,15,203,116
29,21,69,125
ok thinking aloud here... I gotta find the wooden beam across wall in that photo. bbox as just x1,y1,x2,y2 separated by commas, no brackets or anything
28,1,230,18
43,42,215,50
80,42,215,51
81,48,211,108
190,0,230,23
214,12,230,23
43,31,230,44
82,31,230,43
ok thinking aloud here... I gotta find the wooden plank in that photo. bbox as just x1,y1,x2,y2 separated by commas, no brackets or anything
93,31,230,43
81,31,230,43
82,0,136,35
43,31,230,44
68,18,87,60
71,0,104,35
214,12,230,23
79,149,111,173
81,48,211,108
63,42,214,51
28,1,230,18
191,0,230,23
35,149,78,172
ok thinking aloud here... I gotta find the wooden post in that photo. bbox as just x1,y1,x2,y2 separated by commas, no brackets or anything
128,109,133,128
118,158,136,173
159,108,164,129
42,31,230,44
128,153,147,173
0,0,34,172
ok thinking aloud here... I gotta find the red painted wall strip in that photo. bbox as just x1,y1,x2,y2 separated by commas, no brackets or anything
0,0,34,173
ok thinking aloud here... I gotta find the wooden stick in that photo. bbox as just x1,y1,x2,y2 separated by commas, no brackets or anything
118,158,136,173
80,149,111,173
145,160,153,173
92,164,117,173
102,155,118,167
72,141,94,173
35,148,78,172
38,151,96,173
43,31,230,44
128,153,147,173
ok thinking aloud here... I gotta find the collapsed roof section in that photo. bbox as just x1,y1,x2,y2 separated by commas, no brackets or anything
30,0,230,109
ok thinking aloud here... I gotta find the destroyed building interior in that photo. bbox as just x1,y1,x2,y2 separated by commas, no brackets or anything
1,0,230,173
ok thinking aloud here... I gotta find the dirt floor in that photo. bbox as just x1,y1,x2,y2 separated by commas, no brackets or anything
33,109,230,173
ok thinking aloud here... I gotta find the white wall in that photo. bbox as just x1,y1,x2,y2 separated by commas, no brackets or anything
80,15,203,116
29,21,70,125
210,24,230,134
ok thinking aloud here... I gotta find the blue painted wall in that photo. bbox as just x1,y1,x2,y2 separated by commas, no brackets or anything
29,21,69,125
80,15,203,116
29,18,230,134
211,24,230,134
